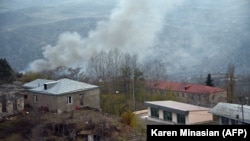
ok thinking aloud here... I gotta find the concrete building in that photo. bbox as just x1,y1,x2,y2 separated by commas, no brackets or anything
144,100,213,125
0,92,24,120
210,102,250,125
23,78,100,113
146,80,227,107
2,95,24,113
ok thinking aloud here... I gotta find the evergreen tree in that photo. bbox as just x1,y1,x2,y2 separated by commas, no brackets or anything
205,73,214,87
0,58,15,83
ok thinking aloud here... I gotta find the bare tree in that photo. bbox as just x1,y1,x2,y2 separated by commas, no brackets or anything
87,49,140,95
87,50,108,81
120,53,138,95
141,59,168,81
225,63,235,103
141,59,168,95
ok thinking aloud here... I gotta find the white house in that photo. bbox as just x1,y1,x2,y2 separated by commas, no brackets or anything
144,100,213,125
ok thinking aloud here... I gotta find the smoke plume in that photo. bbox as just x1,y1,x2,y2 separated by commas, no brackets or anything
29,0,183,72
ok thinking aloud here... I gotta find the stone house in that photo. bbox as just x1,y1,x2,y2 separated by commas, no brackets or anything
144,100,213,125
0,95,24,121
22,78,100,113
0,84,25,120
146,80,227,107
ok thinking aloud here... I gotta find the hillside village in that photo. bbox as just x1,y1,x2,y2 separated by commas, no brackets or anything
1,0,250,140
1,58,250,141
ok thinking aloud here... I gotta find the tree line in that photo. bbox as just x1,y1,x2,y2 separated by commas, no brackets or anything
0,49,246,114
14,49,172,114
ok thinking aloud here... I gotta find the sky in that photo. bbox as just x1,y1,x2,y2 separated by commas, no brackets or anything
1,0,250,77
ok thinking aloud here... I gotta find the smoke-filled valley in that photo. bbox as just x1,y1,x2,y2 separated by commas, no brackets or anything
1,0,250,80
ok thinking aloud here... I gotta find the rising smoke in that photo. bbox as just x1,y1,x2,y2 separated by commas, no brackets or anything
29,0,250,76
29,0,184,72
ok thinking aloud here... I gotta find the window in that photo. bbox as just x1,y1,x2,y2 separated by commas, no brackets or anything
221,117,229,125
177,114,185,124
151,108,159,119
34,95,38,103
211,95,215,101
79,94,84,106
163,111,172,121
231,119,238,125
67,96,72,104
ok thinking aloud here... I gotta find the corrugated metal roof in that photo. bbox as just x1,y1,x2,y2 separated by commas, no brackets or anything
146,80,225,94
145,100,210,112
210,102,250,124
22,79,55,89
24,78,99,95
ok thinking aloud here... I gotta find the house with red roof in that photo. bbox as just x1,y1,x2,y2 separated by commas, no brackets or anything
146,80,227,107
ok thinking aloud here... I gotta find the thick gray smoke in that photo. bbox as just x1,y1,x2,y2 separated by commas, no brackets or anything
29,0,184,72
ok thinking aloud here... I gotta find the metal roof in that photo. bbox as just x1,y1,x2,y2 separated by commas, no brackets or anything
22,79,54,89
210,102,250,124
145,100,210,115
24,78,99,95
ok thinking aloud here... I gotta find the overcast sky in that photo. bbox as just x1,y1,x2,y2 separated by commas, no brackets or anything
1,0,250,76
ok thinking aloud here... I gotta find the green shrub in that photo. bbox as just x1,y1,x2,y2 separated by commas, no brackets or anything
120,110,137,127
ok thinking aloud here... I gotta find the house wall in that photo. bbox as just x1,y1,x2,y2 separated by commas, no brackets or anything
26,88,100,112
57,93,78,113
147,106,213,125
172,113,177,124
83,89,100,109
6,101,14,113
0,95,24,115
147,107,151,117
16,96,24,111
147,107,188,125
26,93,57,111
57,89,100,112
174,92,210,107
209,91,227,107
188,110,213,124
218,116,250,125
153,89,227,108
175,91,227,108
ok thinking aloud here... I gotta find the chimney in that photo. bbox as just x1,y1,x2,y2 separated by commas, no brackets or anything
184,85,191,90
44,84,47,90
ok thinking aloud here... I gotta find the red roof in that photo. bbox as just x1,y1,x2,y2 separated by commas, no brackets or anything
146,80,226,94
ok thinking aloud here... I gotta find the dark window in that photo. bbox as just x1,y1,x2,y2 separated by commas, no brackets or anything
177,114,185,124
163,111,172,121
221,117,229,125
231,119,238,125
79,94,84,106
67,96,72,104
151,108,159,119
24,95,27,99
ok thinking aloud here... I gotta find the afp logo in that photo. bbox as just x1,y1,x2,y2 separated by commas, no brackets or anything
222,129,247,139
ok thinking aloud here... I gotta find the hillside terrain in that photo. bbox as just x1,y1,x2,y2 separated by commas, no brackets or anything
0,0,250,78
0,107,146,141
